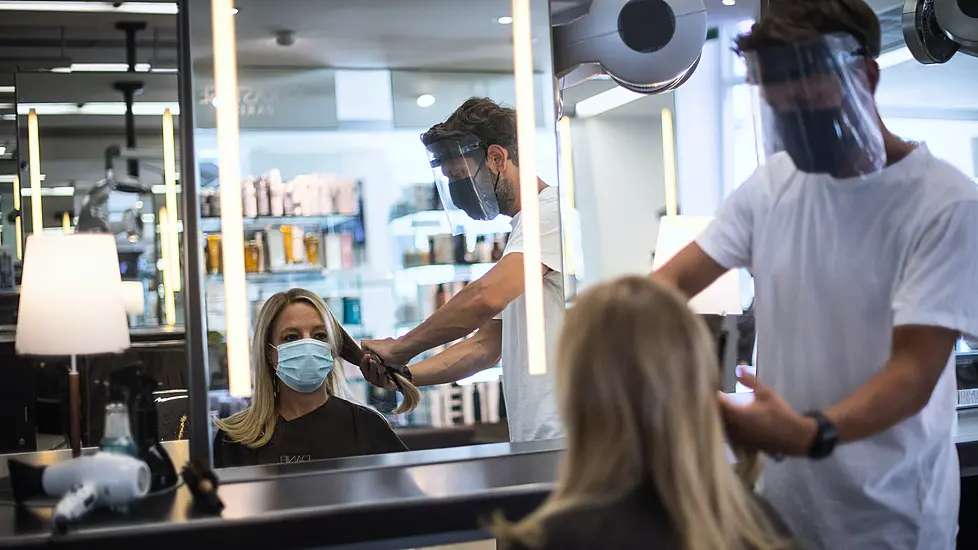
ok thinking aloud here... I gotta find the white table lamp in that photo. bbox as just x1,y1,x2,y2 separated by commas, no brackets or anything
652,216,743,316
16,234,131,456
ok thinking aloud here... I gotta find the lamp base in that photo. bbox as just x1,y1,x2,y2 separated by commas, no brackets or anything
69,355,81,458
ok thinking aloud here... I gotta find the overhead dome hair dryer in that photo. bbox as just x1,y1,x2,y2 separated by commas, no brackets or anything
903,0,978,64
552,0,707,99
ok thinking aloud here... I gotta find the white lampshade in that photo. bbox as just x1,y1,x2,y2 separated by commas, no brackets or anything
16,234,130,355
653,216,743,316
120,281,145,316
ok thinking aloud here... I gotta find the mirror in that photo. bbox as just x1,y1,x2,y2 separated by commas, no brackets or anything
188,0,564,470
0,6,189,460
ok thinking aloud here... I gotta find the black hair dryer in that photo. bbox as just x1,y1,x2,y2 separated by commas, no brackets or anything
109,366,178,492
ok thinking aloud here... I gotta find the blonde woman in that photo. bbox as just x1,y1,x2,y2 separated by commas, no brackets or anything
213,289,407,468
495,277,793,550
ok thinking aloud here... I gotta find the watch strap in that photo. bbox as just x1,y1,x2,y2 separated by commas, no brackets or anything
804,410,838,459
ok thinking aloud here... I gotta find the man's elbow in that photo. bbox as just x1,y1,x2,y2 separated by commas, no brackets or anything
471,279,511,316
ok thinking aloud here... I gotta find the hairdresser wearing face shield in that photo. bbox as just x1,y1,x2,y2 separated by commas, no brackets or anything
213,289,406,468
361,97,565,443
655,1,978,548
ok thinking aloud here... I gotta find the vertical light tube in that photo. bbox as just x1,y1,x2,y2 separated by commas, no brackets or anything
162,108,182,292
661,108,678,216
28,109,43,235
557,116,576,276
62,212,70,234
512,0,546,376
159,207,176,326
212,0,251,397
12,175,22,259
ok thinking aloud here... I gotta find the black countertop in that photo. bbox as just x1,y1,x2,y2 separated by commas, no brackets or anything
2,418,978,549
0,439,561,549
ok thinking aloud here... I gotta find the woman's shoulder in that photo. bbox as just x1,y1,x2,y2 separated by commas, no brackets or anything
527,490,676,550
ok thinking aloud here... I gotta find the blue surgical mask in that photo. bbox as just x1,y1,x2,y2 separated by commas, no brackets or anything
272,339,334,393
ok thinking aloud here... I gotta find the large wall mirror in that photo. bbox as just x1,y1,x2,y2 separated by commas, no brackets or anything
187,0,564,471
0,6,189,460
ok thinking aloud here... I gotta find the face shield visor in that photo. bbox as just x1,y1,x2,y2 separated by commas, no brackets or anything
745,33,885,178
426,135,501,233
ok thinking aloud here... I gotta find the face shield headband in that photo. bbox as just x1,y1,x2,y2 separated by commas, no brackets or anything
744,33,886,177
426,135,502,225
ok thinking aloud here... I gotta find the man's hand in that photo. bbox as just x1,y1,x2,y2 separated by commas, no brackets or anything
361,338,412,367
359,352,396,390
719,370,817,457
359,338,412,390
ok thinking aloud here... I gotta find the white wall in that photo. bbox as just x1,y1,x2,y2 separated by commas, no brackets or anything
675,39,724,215
883,118,978,179
570,105,666,290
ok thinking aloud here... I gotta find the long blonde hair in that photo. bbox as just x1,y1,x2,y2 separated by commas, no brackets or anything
214,289,381,448
495,277,786,550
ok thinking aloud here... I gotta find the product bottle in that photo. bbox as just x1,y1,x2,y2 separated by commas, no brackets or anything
435,284,448,310
100,402,138,457
257,177,271,216
268,170,285,217
491,235,505,262
242,177,258,218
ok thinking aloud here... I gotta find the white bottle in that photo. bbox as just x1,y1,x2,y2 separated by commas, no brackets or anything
268,170,285,217
242,177,258,218
256,177,270,217
319,174,336,215
283,180,296,216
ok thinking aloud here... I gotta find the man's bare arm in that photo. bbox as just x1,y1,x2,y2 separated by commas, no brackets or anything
407,320,504,387
653,242,730,299
826,324,958,443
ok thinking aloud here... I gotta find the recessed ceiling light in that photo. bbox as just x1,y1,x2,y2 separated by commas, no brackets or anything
230,7,238,14
722,0,736,5
0,146,6,155
416,94,436,108
497,16,513,25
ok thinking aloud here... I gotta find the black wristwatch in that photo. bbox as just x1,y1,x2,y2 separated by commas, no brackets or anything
804,411,838,459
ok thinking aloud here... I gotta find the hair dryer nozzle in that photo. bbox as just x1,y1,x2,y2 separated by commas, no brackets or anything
8,460,47,504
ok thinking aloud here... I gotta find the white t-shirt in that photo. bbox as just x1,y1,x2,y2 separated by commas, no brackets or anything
499,185,565,442
698,144,978,550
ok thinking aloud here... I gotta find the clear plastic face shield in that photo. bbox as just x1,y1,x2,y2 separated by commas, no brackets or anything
745,34,886,178
426,135,502,233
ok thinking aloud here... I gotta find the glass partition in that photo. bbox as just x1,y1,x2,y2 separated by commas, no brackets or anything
186,0,563,470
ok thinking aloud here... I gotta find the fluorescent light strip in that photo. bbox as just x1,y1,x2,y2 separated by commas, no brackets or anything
213,0,251,397
661,108,678,216
22,186,74,197
162,109,181,292
54,63,152,73
512,0,547,376
878,46,915,70
12,175,21,259
557,116,577,276
158,207,176,326
0,86,14,93
0,2,177,14
19,102,180,116
575,86,644,118
28,109,43,235
0,174,44,183
151,184,182,194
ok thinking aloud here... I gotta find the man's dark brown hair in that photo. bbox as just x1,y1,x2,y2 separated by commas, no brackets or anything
421,97,519,166
735,0,882,58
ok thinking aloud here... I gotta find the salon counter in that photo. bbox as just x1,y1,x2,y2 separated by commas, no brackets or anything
2,414,978,549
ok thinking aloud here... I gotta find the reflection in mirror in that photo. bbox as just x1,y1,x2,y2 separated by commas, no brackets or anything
190,0,564,469
0,6,189,471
